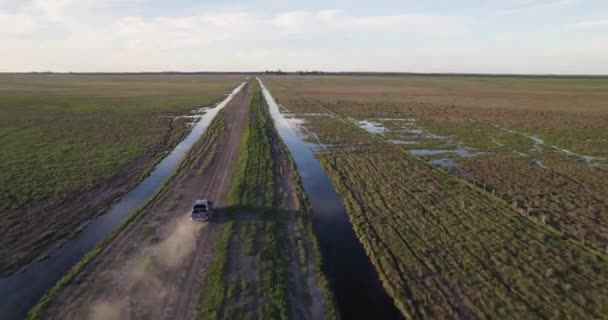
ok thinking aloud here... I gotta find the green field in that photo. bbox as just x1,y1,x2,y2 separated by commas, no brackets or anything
264,74,608,318
0,73,242,275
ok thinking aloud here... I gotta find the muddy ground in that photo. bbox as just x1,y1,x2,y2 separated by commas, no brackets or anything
0,116,190,276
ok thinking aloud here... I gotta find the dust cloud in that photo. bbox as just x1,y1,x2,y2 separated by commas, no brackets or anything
89,300,127,320
87,215,204,319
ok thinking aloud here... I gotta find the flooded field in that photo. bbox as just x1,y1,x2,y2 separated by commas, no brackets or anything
262,74,608,319
353,117,482,170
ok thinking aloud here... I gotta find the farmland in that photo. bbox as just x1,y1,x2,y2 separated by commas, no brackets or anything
31,80,334,320
264,75,608,318
0,73,242,275
5,73,608,319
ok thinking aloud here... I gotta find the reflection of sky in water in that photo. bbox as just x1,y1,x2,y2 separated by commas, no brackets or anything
388,139,415,145
357,120,385,134
409,147,481,157
430,158,455,169
354,117,483,166
497,125,604,165
533,159,549,170
257,78,401,318
409,149,453,156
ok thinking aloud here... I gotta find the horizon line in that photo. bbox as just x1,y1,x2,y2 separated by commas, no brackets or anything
1,71,608,79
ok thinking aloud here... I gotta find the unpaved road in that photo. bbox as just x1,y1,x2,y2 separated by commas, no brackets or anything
43,84,251,320
216,94,328,319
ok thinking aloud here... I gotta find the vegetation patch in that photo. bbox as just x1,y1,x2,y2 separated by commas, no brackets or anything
0,73,242,275
27,106,230,320
265,75,608,319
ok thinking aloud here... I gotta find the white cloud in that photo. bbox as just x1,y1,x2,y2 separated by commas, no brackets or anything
271,10,468,36
31,0,72,21
0,12,37,35
0,2,606,73
564,19,608,29
495,0,579,14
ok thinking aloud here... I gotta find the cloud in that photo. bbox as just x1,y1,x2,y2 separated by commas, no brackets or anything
31,0,72,21
102,9,469,54
495,0,579,14
0,12,37,35
564,19,608,30
0,2,606,73
0,0,140,35
271,10,468,36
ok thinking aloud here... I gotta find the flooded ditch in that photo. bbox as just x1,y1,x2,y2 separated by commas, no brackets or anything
0,82,246,320
258,79,401,319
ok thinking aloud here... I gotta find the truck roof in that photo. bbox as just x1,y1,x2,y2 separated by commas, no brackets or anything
194,199,210,205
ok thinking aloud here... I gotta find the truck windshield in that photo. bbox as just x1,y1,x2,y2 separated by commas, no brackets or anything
193,204,207,211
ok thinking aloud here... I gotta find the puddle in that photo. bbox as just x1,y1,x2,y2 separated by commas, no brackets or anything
533,159,550,170
527,135,544,150
409,147,480,158
388,139,416,145
356,119,428,137
495,126,544,153
0,82,247,320
376,117,416,122
191,106,210,114
409,149,454,156
495,125,604,165
490,137,505,147
430,158,455,169
298,112,335,117
357,120,386,134
259,79,401,320
354,117,482,170
404,128,424,135
551,146,605,165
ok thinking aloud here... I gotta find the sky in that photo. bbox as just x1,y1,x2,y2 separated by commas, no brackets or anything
1,0,607,74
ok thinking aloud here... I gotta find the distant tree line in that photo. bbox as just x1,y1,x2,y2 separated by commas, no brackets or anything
264,69,287,75
296,70,325,75
263,70,325,75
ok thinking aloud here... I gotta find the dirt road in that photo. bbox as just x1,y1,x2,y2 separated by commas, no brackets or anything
43,84,251,320
212,91,331,319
